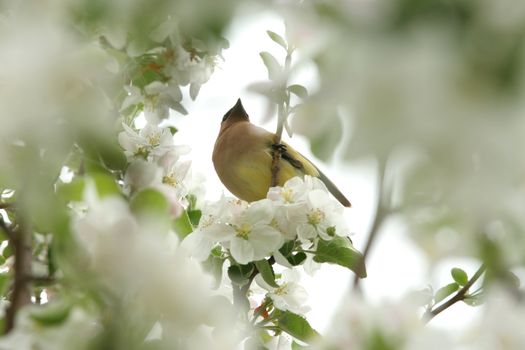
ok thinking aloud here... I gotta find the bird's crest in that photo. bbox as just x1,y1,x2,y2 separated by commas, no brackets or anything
222,98,249,123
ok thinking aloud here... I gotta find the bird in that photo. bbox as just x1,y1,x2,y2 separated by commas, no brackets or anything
212,99,351,207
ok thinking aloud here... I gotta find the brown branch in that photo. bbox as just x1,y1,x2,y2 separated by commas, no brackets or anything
5,219,32,334
353,159,387,291
270,106,286,187
0,202,14,210
232,257,275,312
423,264,486,323
0,217,13,239
270,49,293,188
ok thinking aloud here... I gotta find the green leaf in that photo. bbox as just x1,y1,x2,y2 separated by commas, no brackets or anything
278,311,320,344
173,210,194,239
91,173,121,198
451,268,468,286
267,30,287,50
434,283,459,303
187,209,202,227
0,274,10,297
171,101,188,115
259,52,282,81
287,252,307,266
202,248,225,289
278,241,306,266
189,83,201,100
168,126,178,135
130,188,169,217
30,301,71,326
463,293,484,307
313,237,366,278
287,84,308,99
228,263,255,286
56,178,85,202
47,244,57,278
279,241,295,257
247,81,287,104
98,142,127,171
292,341,309,350
255,260,278,288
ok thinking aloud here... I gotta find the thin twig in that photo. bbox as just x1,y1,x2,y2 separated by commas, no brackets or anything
270,50,293,187
5,218,32,333
423,264,486,323
353,159,387,291
232,257,275,312
0,203,14,210
0,217,13,239
270,105,286,187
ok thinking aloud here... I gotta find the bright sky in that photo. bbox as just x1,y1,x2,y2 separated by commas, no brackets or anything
166,6,481,333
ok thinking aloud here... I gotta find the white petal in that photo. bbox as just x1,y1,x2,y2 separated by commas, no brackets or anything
230,238,254,264
244,199,274,225
249,226,283,260
296,223,317,241
281,269,301,283
144,81,167,95
203,224,235,242
273,248,293,268
181,231,214,261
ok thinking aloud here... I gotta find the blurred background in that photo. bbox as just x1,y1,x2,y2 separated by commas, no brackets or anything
1,0,524,349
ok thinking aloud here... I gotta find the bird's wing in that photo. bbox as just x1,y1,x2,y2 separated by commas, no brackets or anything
281,143,352,207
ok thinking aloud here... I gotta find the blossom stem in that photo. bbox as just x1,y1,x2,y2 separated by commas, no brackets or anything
270,50,293,187
271,105,286,187
0,202,14,210
423,264,486,324
352,158,387,291
4,215,33,333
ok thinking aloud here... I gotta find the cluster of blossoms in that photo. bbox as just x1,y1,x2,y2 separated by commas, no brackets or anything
182,175,351,315
116,18,225,125
118,122,192,216
183,176,350,265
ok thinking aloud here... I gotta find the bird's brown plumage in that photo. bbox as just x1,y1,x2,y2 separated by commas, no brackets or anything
213,99,351,207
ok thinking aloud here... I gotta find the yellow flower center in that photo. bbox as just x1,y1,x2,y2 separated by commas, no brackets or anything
273,283,289,296
235,223,251,240
281,188,294,203
307,209,325,225
162,174,178,187
147,132,161,146
200,215,215,229
134,146,149,158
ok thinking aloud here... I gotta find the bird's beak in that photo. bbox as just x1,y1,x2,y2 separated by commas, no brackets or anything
231,98,248,117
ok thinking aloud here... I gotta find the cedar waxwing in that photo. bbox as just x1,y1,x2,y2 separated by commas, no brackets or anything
212,99,351,207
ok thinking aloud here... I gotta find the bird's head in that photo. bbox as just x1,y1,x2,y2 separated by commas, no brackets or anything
219,99,250,133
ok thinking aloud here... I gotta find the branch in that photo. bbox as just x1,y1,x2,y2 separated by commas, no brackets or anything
0,202,14,210
423,264,486,323
0,217,13,239
5,219,33,333
232,257,275,312
270,105,286,187
270,49,293,187
353,159,387,291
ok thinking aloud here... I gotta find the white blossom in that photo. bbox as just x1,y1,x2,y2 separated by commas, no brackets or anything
292,189,348,241
181,195,243,261
255,269,310,315
72,189,227,337
118,123,175,160
143,80,184,122
185,199,283,265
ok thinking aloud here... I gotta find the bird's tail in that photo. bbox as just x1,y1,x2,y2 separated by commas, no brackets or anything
316,167,352,207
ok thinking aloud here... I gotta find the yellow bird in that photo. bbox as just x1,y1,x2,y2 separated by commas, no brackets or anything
212,99,351,207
